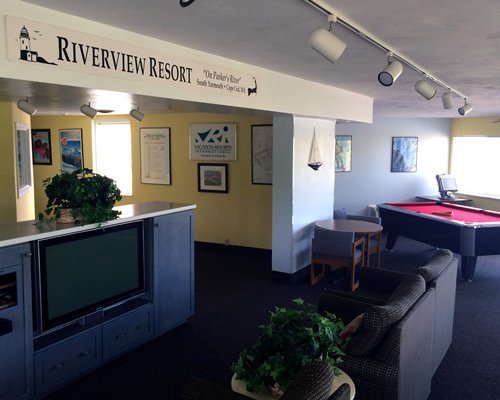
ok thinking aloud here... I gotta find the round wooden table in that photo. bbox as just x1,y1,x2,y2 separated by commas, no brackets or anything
315,219,382,235
231,369,356,400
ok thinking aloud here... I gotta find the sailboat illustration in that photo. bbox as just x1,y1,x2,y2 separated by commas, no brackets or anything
308,129,323,170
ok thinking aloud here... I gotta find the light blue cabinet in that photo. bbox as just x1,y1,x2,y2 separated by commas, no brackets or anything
153,210,195,334
0,203,195,399
0,244,33,400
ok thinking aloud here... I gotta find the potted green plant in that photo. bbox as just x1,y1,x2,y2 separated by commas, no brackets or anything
231,298,345,398
41,168,122,224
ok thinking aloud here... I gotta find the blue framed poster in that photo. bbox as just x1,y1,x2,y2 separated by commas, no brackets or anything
391,136,418,172
59,129,83,172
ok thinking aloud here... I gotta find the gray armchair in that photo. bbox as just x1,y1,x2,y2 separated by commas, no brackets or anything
180,360,351,400
311,226,365,290
347,249,457,374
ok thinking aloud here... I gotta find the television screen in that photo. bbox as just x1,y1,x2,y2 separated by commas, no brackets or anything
38,221,145,332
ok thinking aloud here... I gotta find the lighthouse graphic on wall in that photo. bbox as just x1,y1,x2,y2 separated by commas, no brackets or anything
18,25,56,65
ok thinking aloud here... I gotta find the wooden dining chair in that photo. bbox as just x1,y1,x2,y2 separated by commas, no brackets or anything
311,227,366,291
347,214,382,268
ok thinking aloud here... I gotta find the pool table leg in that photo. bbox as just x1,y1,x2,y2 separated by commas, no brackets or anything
461,256,477,281
385,233,398,250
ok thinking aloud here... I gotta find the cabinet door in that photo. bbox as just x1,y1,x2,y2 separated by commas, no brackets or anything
0,244,33,400
153,211,194,334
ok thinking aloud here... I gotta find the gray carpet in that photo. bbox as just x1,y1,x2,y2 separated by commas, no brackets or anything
45,237,500,400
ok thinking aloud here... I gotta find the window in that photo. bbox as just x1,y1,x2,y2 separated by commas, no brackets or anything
93,121,133,196
451,136,500,198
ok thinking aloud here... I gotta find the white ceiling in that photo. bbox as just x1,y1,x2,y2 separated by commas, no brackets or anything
8,0,500,119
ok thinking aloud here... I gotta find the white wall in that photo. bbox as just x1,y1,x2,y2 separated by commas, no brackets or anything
335,117,451,215
272,116,336,274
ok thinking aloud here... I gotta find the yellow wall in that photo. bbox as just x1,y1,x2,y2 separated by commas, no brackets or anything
32,112,273,249
0,102,17,224
451,117,500,211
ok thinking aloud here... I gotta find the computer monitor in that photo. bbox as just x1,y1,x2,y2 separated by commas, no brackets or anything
436,174,458,199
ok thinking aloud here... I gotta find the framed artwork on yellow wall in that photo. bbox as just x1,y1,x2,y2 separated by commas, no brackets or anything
140,127,171,185
251,124,273,185
59,129,83,172
32,129,52,165
198,163,228,193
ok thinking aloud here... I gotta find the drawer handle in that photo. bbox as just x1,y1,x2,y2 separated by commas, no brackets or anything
79,350,91,357
51,363,63,371
136,324,145,330
115,333,125,340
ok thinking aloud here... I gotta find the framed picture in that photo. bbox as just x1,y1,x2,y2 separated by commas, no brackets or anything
16,122,33,197
391,136,418,172
251,124,273,184
198,163,228,193
335,135,352,172
189,123,237,161
59,129,83,172
31,129,52,165
140,127,171,185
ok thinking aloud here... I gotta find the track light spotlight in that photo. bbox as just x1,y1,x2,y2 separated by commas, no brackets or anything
130,108,144,122
415,78,436,100
441,90,454,109
378,53,403,86
309,15,347,64
17,98,37,116
458,100,473,116
80,103,97,118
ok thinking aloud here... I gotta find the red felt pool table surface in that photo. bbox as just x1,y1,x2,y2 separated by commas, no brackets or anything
388,202,500,224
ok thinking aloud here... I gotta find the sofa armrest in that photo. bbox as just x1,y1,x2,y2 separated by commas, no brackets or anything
340,355,398,387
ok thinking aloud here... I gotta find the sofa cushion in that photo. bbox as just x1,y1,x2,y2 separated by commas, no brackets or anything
414,249,454,283
344,274,426,356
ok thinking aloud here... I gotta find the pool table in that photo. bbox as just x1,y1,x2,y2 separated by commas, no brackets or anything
378,202,500,280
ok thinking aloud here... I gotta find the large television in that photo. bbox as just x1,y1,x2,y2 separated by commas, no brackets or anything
36,221,145,333
436,174,458,199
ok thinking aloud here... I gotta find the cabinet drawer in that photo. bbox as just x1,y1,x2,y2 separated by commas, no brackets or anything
103,305,153,359
35,327,102,395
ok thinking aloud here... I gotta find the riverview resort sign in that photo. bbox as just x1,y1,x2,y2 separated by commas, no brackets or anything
5,16,258,98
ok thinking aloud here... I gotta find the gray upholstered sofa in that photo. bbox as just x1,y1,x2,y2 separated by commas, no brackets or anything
318,249,458,400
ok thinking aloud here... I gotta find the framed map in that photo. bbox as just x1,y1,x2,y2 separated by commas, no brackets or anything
251,124,272,184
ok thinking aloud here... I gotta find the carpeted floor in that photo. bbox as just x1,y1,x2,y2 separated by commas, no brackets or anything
45,236,500,400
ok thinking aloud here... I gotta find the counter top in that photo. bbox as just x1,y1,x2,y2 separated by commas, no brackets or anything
0,201,196,248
